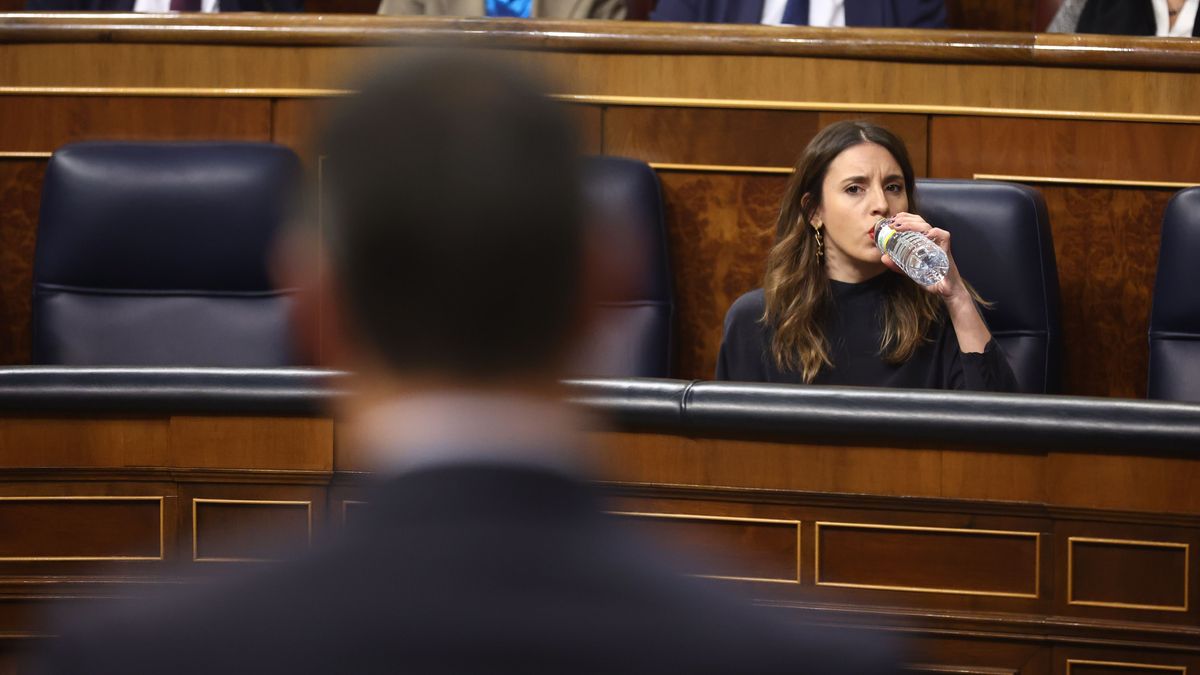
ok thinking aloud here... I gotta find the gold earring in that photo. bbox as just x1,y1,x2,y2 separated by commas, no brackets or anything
811,220,824,260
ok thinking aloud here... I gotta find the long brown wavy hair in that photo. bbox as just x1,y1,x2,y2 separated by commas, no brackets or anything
762,120,943,382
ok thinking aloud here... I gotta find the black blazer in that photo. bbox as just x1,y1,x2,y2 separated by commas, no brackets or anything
1076,0,1200,36
26,0,303,10
651,0,947,28
36,465,901,675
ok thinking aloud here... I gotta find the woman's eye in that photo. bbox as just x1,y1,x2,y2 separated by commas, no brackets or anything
885,184,903,193
845,185,863,194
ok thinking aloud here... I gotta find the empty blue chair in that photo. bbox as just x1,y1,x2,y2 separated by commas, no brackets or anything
32,142,302,366
578,156,673,378
1148,187,1200,401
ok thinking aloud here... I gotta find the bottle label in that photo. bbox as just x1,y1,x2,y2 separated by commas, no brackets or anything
876,222,897,253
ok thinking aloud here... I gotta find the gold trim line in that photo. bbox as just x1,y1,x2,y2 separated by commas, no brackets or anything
4,87,1200,126
974,173,1198,189
814,521,1040,599
192,497,313,563
1066,659,1186,674
0,86,351,98
649,162,792,175
0,496,164,562
553,94,1200,126
1067,536,1189,612
613,511,801,584
0,152,52,159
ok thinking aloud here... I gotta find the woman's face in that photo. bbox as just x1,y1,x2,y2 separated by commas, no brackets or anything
812,142,909,282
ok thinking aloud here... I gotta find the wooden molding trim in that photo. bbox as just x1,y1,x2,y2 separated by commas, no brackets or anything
2,15,1200,71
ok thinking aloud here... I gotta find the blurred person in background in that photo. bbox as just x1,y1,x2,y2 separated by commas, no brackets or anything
26,0,301,11
32,51,902,675
1048,0,1198,37
651,0,946,28
378,0,626,19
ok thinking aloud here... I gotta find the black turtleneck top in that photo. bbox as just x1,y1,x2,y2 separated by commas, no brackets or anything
715,274,1019,392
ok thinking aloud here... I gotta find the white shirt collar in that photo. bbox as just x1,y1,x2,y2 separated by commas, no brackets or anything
353,391,590,478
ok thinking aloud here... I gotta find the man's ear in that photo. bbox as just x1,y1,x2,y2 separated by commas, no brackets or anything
271,227,348,369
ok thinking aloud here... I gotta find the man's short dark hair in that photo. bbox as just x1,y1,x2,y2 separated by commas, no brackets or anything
319,51,584,378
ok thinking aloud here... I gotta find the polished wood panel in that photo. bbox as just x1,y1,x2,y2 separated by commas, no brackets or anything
656,171,784,379
0,159,41,366
615,512,800,582
271,97,326,161
192,497,311,561
816,522,1040,597
604,108,928,173
604,107,820,168
930,117,1200,184
0,498,161,560
1068,538,1188,612
904,636,1048,675
170,416,333,472
0,418,169,468
1058,648,1195,675
1039,186,1167,398
0,96,272,151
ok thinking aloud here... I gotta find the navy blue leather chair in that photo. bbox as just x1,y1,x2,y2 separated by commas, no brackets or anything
1148,187,1200,401
916,179,1062,394
577,156,673,378
31,142,302,366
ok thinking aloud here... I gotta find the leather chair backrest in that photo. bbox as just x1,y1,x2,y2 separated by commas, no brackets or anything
916,179,1063,394
1148,187,1200,401
578,156,673,378
32,142,302,366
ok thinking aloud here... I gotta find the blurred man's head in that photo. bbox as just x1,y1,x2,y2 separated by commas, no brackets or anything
314,52,585,383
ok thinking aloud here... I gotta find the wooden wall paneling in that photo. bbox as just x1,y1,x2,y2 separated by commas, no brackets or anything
0,43,374,91
656,170,786,379
603,107,821,168
613,511,801,582
602,107,929,173
271,97,328,162
181,483,326,563
168,416,334,472
0,417,170,468
0,159,42,366
903,635,1050,675
0,497,163,561
594,432,944,497
1037,185,1168,398
0,97,274,151
1055,647,1196,675
0,483,178,579
1055,520,1196,624
814,521,1040,599
929,117,1200,185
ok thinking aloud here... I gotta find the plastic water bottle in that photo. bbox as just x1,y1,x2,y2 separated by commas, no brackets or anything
874,217,949,287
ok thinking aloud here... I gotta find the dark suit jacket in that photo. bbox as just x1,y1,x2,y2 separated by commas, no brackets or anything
651,0,946,28
38,464,900,674
1076,0,1200,37
26,0,302,10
